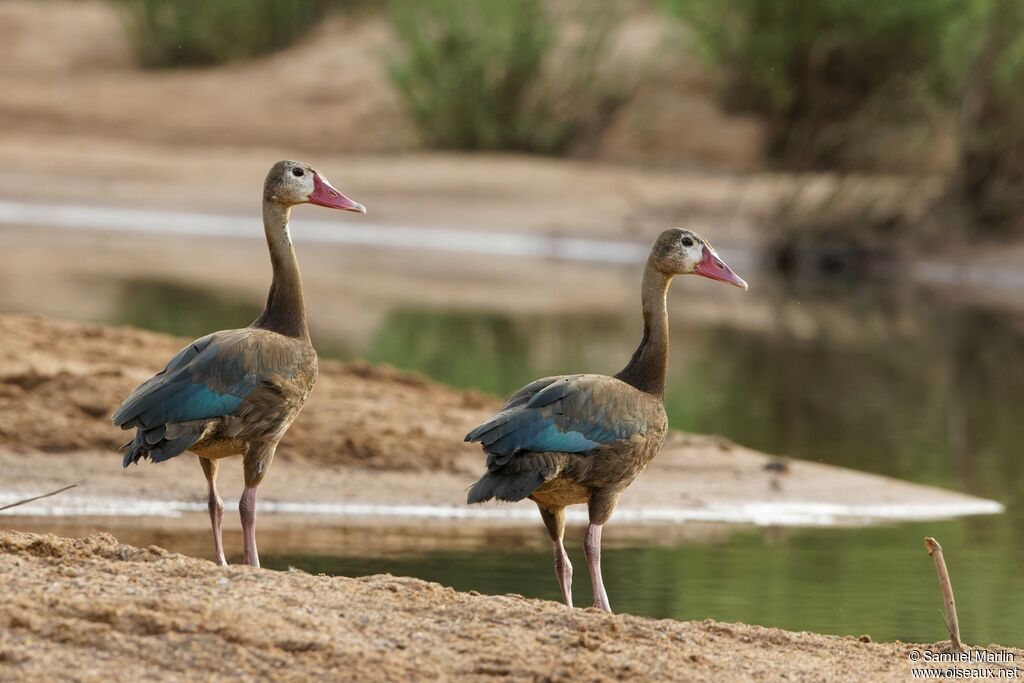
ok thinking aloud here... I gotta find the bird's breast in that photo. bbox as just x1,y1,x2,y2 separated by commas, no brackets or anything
191,437,248,459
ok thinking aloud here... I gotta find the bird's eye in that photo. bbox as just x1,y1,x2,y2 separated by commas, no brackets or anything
681,237,694,247
292,168,305,178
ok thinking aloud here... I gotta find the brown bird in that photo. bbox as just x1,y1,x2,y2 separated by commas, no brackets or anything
112,160,365,567
466,228,747,611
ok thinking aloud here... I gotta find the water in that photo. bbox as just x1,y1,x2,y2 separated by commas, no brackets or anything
4,237,1023,646
258,517,1022,645
359,287,1024,510
92,275,1024,646
0,199,657,264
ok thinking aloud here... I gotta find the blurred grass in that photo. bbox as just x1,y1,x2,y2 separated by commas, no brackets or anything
956,0,1024,236
110,0,1024,235
116,0,335,68
661,0,1024,242
664,0,980,170
111,279,260,338
386,0,625,154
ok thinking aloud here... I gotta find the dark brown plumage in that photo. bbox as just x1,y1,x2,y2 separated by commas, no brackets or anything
112,160,365,567
466,228,747,611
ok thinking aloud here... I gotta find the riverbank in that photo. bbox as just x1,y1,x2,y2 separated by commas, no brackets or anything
0,531,1018,682
0,314,1002,546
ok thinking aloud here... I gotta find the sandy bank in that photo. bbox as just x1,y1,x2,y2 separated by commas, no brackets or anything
0,531,1018,682
0,314,1001,544
0,314,491,470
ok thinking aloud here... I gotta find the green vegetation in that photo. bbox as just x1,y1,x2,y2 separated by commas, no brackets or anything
664,0,1024,239
665,0,979,169
386,0,623,154
117,0,333,67
111,0,1024,235
956,0,1024,235
365,309,533,394
112,279,260,338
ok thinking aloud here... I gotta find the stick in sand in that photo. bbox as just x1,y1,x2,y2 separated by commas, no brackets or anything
924,536,964,652
0,484,78,512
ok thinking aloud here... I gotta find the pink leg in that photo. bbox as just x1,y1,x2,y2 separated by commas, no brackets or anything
538,505,573,607
239,485,260,567
200,458,226,566
553,538,574,608
208,489,226,566
584,523,611,612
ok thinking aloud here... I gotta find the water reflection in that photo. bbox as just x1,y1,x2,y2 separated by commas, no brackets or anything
361,290,1022,506
259,518,1023,645
105,277,1023,645
111,278,261,339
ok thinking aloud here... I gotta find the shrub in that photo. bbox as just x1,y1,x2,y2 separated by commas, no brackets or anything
665,0,982,169
956,0,1024,235
118,0,332,68
387,0,623,154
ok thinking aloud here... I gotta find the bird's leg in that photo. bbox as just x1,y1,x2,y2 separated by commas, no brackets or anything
240,444,275,568
199,457,226,566
553,538,573,608
239,485,259,567
585,494,618,613
583,522,610,612
538,505,572,607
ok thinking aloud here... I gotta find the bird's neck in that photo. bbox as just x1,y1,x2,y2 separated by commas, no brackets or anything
252,201,309,340
615,259,672,398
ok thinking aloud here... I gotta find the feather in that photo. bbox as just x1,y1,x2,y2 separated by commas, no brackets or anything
113,327,313,467
466,373,654,503
467,470,547,504
466,374,646,457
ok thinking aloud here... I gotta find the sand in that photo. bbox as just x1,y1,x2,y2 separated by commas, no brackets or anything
0,313,492,470
0,531,1019,682
0,313,998,500
0,5,1018,679
0,314,1001,559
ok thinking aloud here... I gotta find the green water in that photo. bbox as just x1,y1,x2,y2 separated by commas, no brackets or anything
258,517,1022,645
114,278,1023,646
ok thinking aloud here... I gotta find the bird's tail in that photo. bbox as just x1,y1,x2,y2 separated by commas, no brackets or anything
467,469,547,504
467,451,571,504
121,423,205,468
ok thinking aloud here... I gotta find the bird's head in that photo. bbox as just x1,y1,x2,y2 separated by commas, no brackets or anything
264,160,366,214
651,228,748,290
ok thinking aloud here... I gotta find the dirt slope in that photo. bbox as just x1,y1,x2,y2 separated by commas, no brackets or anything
0,531,1017,682
0,314,493,470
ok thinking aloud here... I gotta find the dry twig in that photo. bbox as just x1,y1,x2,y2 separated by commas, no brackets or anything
0,484,78,512
924,536,964,652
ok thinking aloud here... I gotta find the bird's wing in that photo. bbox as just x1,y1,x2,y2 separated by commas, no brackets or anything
465,374,651,465
112,328,302,431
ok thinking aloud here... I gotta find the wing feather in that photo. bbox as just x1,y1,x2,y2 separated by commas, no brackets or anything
465,374,650,460
113,328,306,431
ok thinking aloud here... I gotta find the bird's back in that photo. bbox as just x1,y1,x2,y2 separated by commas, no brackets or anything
114,327,317,466
465,373,666,504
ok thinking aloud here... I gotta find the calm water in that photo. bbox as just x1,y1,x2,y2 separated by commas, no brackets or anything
0,270,1005,645
257,517,1021,645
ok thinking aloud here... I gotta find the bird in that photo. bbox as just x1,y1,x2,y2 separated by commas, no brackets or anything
112,160,366,567
465,228,747,612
